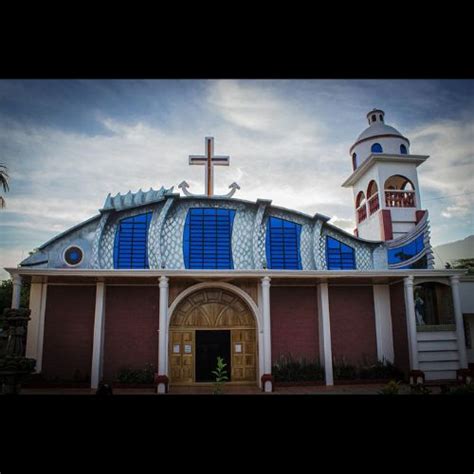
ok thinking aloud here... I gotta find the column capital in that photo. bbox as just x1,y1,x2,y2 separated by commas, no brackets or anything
159,275,169,287
404,275,414,287
449,274,461,285
12,274,22,285
261,276,271,287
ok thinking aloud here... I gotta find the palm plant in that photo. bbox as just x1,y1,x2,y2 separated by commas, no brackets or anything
0,163,9,208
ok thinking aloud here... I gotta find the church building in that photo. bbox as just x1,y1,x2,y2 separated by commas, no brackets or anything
6,109,470,392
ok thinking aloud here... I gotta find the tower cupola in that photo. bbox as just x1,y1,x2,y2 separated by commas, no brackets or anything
342,109,430,242
367,108,385,125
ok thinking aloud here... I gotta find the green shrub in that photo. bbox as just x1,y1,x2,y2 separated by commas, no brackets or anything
333,358,357,380
446,382,474,395
359,360,405,381
379,380,401,395
116,364,155,384
211,356,229,395
333,358,404,381
410,384,432,395
272,354,324,382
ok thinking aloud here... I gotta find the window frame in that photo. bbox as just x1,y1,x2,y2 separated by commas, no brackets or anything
265,216,302,270
113,212,153,269
326,236,356,270
183,207,236,270
371,143,383,153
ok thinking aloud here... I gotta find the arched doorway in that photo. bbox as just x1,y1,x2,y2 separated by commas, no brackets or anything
168,288,258,384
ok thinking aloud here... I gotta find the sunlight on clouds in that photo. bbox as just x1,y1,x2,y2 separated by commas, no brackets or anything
1,80,472,275
410,119,474,225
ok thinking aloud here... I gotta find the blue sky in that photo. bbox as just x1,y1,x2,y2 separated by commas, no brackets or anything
1,79,473,279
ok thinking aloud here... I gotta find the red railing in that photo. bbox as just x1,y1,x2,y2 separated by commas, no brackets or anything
356,205,367,223
368,193,380,214
384,190,416,208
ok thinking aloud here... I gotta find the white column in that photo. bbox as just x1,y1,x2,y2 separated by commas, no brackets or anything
257,282,264,389
373,284,395,363
26,282,47,372
403,276,419,370
317,282,334,386
91,282,106,389
157,276,169,393
11,274,22,309
450,275,468,368
158,276,169,374
261,277,272,374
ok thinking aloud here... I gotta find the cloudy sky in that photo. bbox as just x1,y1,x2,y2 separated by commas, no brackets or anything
1,79,473,279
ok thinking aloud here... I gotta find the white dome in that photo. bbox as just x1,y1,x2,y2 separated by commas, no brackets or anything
356,122,404,142
349,110,411,167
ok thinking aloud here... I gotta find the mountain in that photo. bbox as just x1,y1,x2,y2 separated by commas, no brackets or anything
432,235,474,269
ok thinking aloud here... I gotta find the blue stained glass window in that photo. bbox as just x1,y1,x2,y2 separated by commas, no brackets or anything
265,217,302,270
326,236,356,270
183,208,236,269
400,144,408,154
113,212,152,269
371,143,383,153
388,235,425,265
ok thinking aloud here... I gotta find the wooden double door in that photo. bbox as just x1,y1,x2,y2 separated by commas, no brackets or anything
169,289,257,384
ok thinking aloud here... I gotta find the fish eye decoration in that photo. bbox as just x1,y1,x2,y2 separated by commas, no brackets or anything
64,246,84,266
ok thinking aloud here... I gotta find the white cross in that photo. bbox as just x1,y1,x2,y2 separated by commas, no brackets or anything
189,137,229,196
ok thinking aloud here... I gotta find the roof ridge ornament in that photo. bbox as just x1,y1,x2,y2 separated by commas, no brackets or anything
178,180,240,198
102,186,174,211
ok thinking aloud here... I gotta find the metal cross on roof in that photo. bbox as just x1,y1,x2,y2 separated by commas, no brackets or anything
189,137,229,196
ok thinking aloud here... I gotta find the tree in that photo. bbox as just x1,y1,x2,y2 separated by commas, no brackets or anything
0,280,30,314
448,258,474,275
0,163,9,208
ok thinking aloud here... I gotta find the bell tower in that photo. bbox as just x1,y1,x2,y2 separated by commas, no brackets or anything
342,109,429,241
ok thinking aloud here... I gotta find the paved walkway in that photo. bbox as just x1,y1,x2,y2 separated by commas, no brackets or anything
19,383,411,395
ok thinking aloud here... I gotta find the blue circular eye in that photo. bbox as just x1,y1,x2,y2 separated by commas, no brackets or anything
65,246,83,265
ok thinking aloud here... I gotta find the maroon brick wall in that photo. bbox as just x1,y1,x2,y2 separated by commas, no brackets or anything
329,286,377,365
42,285,96,381
102,286,159,381
390,282,410,373
270,286,319,363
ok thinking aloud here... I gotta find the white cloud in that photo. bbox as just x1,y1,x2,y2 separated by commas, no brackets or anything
1,80,472,276
409,119,474,237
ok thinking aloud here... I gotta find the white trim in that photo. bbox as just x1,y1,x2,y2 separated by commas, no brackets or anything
342,154,429,188
372,285,395,363
90,282,106,389
317,282,334,385
6,267,467,280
